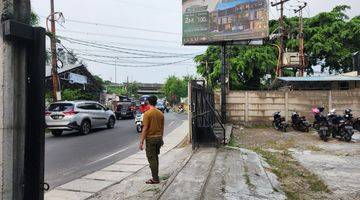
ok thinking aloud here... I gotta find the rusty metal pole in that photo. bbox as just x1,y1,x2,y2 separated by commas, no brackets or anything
50,0,60,101
271,0,290,77
295,2,307,77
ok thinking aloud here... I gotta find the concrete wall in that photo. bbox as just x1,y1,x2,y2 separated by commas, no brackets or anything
216,89,360,124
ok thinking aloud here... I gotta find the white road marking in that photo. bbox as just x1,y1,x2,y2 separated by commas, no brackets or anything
85,147,130,166
168,121,175,126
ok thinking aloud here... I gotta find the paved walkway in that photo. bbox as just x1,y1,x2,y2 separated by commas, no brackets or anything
45,120,189,200
87,146,285,200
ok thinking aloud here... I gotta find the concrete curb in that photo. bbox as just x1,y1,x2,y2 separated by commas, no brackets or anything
45,120,189,200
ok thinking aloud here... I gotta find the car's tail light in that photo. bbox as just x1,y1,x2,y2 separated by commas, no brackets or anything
117,105,122,111
63,110,79,116
45,111,51,116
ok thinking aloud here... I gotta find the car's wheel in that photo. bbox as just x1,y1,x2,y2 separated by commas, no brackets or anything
51,130,63,137
79,120,91,135
107,116,115,129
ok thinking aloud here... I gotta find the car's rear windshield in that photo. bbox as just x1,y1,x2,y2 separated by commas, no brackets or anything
48,103,74,112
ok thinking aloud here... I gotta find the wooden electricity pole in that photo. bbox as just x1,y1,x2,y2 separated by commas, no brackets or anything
295,2,307,77
50,0,60,101
271,0,290,77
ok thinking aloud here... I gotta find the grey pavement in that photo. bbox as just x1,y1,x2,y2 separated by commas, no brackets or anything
291,132,360,199
86,146,285,200
45,112,186,188
45,119,189,200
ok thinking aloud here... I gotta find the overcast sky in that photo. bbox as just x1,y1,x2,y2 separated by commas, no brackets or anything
31,0,359,83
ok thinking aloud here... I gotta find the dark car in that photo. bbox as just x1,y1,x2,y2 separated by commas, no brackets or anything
115,101,135,119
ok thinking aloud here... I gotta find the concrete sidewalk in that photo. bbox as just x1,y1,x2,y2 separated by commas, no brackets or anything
45,120,189,200
87,147,285,200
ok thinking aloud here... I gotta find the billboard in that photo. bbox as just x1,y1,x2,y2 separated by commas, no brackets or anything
182,0,269,45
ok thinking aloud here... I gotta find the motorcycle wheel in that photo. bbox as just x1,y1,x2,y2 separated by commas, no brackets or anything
136,125,142,133
320,131,328,142
344,131,353,142
272,121,279,130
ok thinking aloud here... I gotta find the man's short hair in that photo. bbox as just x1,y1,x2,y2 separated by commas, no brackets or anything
148,95,158,106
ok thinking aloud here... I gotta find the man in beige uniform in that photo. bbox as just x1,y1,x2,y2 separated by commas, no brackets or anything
139,95,164,184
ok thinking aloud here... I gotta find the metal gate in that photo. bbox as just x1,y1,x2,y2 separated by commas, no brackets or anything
190,80,225,148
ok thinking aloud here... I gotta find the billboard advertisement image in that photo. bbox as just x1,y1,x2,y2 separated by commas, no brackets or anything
182,0,269,45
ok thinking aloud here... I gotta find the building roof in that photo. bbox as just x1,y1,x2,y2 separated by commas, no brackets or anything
45,64,84,77
277,75,360,82
215,0,255,11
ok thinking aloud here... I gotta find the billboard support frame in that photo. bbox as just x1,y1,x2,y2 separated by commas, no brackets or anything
220,42,227,123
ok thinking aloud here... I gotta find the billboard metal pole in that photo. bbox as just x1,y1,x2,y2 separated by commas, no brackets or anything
221,43,227,123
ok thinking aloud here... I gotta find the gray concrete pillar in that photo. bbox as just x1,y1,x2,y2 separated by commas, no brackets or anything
0,1,31,199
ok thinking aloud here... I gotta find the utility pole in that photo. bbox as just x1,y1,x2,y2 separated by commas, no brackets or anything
115,59,117,84
295,2,307,77
271,0,290,77
50,0,61,101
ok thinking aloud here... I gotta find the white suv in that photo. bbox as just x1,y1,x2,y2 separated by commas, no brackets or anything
45,101,116,136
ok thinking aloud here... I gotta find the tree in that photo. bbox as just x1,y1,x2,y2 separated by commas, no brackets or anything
195,45,277,90
127,82,140,98
62,89,98,101
162,76,190,104
30,11,39,26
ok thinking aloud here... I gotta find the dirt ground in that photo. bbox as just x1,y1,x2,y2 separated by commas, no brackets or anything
231,126,360,200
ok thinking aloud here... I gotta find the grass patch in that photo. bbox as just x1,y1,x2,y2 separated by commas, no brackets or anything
231,127,332,200
142,186,160,193
243,164,255,190
253,147,330,200
307,145,323,152
159,174,171,181
227,134,238,147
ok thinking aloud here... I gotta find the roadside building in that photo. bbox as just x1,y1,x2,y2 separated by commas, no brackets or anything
271,73,360,90
45,64,103,100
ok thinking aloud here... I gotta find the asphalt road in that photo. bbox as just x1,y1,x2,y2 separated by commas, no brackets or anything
45,112,187,190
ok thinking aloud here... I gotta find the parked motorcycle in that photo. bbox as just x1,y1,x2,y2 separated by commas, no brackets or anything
312,107,330,141
273,111,288,132
344,108,360,132
134,111,143,133
291,112,310,132
328,109,354,142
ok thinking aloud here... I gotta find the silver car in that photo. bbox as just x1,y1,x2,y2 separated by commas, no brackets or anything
45,101,116,136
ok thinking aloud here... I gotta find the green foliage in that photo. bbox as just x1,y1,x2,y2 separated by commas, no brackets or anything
127,82,140,98
62,89,98,101
30,11,39,26
162,76,192,104
106,86,126,96
195,5,360,90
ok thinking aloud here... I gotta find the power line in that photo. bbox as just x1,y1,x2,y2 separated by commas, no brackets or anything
39,15,181,35
79,56,194,68
74,52,196,59
59,37,198,58
66,18,180,35
59,36,196,55
57,29,180,44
